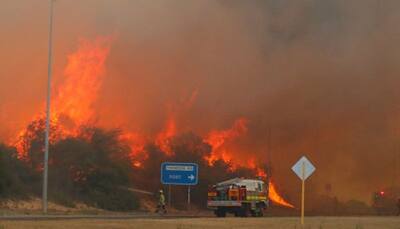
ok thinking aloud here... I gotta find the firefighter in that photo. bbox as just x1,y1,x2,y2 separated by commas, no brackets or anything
155,189,167,214
397,198,400,216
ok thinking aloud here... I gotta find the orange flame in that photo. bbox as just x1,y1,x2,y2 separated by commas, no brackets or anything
204,121,294,208
269,182,295,208
10,35,294,209
52,36,112,129
204,118,248,165
155,110,176,155
12,36,113,159
119,132,147,167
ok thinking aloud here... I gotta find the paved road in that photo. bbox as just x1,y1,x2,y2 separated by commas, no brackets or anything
0,213,208,221
1,216,400,229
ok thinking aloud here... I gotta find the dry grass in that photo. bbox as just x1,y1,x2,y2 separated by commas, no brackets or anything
0,198,104,215
0,217,399,229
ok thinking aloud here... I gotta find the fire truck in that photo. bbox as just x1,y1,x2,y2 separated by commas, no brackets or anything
207,178,269,217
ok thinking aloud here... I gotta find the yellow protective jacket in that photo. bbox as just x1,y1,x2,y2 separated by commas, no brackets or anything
159,193,165,205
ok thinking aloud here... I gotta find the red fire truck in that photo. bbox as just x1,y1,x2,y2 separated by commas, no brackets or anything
207,178,269,217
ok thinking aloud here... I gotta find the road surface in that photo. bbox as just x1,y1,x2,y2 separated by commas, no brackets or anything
0,215,400,229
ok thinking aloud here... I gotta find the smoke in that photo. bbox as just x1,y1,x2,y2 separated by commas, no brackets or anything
1,0,400,204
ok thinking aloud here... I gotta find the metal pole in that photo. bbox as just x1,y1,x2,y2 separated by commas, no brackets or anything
266,127,272,195
168,184,171,207
187,185,191,210
301,162,305,225
43,0,55,214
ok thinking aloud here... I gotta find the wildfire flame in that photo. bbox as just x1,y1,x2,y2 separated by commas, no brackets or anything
12,36,113,159
11,35,293,208
119,132,147,167
155,109,176,156
204,118,248,166
204,119,294,208
52,36,112,128
269,182,295,208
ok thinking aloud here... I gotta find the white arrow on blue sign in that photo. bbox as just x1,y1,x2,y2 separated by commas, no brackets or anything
161,162,198,185
291,156,316,181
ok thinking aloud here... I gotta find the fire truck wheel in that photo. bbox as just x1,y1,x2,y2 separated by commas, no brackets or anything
240,205,250,217
250,208,263,217
255,203,264,217
215,208,226,217
257,209,264,217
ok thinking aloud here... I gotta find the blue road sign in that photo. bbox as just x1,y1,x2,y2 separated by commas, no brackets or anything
161,162,198,185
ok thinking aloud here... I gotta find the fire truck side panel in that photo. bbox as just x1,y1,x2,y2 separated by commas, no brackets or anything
207,178,269,217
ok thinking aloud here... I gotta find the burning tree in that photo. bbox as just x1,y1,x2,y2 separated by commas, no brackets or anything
7,35,294,210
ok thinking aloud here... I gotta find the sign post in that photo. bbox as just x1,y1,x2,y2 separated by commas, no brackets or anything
187,185,191,210
161,162,198,209
291,156,315,226
301,162,305,225
168,184,171,207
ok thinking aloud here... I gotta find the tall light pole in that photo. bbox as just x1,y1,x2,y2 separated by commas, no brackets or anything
43,0,55,214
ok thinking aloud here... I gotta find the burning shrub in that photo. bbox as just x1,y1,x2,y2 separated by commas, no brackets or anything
11,120,139,211
5,36,295,210
9,115,293,211
48,127,139,210
130,132,257,209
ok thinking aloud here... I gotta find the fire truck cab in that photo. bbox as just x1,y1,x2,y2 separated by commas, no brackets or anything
207,178,269,217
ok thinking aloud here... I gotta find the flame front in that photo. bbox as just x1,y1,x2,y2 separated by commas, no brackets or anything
12,36,113,159
52,36,112,128
119,132,147,167
204,118,248,166
269,182,295,208
155,110,177,156
11,35,293,209
203,119,294,208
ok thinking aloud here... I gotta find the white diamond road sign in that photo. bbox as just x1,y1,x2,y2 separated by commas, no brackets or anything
292,156,315,181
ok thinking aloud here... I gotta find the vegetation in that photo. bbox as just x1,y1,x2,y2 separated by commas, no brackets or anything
131,132,255,209
0,144,35,199
0,120,139,211
0,121,256,211
48,127,139,210
0,120,379,214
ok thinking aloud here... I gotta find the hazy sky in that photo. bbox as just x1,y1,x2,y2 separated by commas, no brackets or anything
1,0,400,203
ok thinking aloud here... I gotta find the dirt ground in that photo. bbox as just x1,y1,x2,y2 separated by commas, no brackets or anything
0,217,399,229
